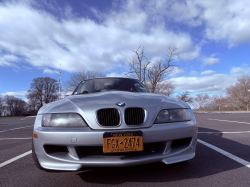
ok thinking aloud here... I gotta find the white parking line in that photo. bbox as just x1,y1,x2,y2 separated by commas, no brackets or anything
0,150,32,168
0,138,32,140
198,139,250,169
20,116,36,120
199,131,250,134
0,125,33,133
208,118,250,124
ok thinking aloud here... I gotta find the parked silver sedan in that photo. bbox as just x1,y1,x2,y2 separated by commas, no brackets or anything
32,77,197,171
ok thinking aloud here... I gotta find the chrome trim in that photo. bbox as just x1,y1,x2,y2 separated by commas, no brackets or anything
123,107,148,126
143,109,148,124
95,108,122,128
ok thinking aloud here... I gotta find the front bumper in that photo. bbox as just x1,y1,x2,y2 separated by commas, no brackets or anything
33,115,198,171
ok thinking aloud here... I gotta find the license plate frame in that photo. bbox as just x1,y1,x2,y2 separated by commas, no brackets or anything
103,131,143,153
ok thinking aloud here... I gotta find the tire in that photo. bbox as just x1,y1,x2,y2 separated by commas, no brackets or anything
32,139,44,170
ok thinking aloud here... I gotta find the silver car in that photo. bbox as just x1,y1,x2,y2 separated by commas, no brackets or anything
32,77,197,171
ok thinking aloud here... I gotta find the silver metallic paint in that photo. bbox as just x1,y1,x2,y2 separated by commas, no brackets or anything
38,91,190,130
34,90,197,171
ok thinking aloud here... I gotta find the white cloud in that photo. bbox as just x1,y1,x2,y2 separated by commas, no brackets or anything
170,68,186,77
201,0,250,47
230,66,250,76
201,70,216,76
106,72,127,77
180,45,201,61
170,65,248,95
162,0,250,47
171,74,234,95
1,0,249,84
0,53,19,67
0,0,199,73
190,70,199,76
44,68,59,74
162,1,203,27
202,57,220,66
0,91,27,99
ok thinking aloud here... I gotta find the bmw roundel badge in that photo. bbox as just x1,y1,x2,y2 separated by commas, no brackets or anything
117,102,126,107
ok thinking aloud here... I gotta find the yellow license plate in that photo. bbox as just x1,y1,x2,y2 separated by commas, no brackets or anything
103,131,143,153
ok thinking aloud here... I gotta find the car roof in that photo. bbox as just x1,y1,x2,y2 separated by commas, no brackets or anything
83,77,137,81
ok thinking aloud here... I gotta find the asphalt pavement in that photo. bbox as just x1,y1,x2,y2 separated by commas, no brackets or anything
1,114,250,187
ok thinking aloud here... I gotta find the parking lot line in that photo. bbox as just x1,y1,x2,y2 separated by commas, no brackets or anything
20,116,36,120
199,131,250,134
0,137,32,140
208,118,250,124
0,150,32,168
0,125,33,133
198,139,250,169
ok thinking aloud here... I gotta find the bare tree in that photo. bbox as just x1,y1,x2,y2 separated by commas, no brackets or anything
212,95,226,111
192,93,210,110
126,45,180,93
226,75,250,111
26,98,40,115
0,95,5,116
176,91,193,104
153,81,175,96
4,95,27,116
27,77,59,109
147,46,180,93
64,70,104,91
225,96,245,111
125,46,150,84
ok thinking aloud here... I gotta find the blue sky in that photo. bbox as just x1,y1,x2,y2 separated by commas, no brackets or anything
1,0,250,100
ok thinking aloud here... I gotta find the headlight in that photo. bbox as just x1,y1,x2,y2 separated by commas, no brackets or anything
154,109,191,124
42,113,88,127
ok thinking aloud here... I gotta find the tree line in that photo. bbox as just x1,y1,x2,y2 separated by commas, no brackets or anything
190,75,250,111
0,77,59,116
1,45,250,116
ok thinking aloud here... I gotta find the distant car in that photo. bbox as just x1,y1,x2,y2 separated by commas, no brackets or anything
32,77,197,171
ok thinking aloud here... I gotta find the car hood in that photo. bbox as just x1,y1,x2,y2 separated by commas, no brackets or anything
38,91,190,130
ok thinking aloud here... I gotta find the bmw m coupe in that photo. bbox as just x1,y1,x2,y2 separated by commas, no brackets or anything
32,77,197,171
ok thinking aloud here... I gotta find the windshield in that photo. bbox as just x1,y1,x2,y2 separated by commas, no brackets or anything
73,78,149,95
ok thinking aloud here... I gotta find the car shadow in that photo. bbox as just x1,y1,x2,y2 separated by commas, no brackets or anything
76,127,249,185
